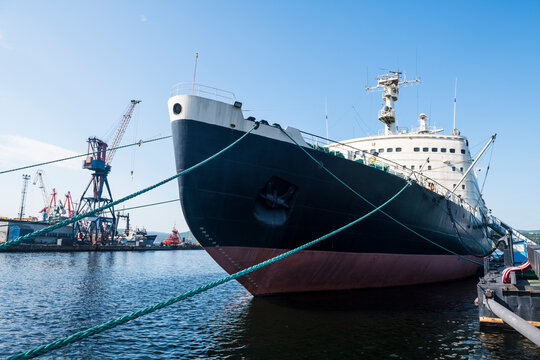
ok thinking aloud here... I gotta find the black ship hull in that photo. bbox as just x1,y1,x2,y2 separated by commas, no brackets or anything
172,119,492,295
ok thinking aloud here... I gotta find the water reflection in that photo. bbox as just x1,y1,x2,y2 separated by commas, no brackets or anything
213,278,539,359
0,252,538,359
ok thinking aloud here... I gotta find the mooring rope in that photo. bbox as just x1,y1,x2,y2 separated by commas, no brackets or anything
279,127,485,266
0,124,257,250
8,182,410,360
0,135,171,175
117,198,180,212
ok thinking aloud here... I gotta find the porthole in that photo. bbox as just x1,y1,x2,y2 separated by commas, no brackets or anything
173,103,182,115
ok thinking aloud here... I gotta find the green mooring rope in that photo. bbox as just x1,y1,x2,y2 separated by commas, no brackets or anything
279,127,485,266
0,135,171,175
0,124,257,250
8,182,409,359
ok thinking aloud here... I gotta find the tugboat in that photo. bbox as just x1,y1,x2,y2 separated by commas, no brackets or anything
161,227,181,246
168,74,496,295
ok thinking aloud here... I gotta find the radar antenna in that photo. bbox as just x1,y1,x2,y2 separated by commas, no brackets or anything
366,71,419,135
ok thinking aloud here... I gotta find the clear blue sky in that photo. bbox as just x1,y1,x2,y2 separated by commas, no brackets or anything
0,1,539,232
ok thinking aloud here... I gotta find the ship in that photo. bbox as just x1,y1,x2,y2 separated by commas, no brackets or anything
168,73,496,296
115,213,156,246
116,227,156,247
161,227,181,246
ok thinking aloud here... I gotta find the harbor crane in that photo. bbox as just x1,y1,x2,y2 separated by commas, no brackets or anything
74,100,141,244
32,169,74,221
33,170,49,215
18,174,31,220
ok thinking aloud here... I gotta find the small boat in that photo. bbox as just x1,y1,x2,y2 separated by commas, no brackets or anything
161,228,181,246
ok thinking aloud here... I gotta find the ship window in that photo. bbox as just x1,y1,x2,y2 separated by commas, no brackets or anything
461,149,466,154
396,147,402,152
460,167,463,172
370,149,376,154
432,148,438,152
441,148,447,153
453,184,456,188
378,148,384,153
414,147,420,152
423,147,428,152
462,185,466,189
411,165,415,170
452,166,456,171
450,149,455,153
387,148,393,152
427,165,432,170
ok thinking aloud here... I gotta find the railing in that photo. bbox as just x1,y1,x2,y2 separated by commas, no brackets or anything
169,82,236,103
300,131,479,217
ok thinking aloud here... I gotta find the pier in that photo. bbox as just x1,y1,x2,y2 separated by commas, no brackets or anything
477,239,540,346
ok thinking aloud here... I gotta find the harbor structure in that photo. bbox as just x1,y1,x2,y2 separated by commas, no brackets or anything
74,100,140,244
0,218,74,245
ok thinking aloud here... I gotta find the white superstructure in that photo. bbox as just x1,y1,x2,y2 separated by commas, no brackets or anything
327,72,491,218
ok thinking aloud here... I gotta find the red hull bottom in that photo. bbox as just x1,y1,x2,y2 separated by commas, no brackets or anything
206,246,481,296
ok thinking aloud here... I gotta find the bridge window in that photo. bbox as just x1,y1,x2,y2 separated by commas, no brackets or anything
411,165,415,170
387,148,393,152
423,147,428,152
432,148,438,152
452,166,456,171
462,184,466,189
370,149,376,154
461,149,466,154
396,147,402,152
378,148,384,153
441,148,447,153
414,147,420,152
427,166,432,170
450,149,455,153
460,167,463,172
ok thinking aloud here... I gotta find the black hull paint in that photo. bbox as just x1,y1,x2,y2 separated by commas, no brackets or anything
172,120,492,259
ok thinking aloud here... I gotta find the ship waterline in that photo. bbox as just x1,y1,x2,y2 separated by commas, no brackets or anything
206,246,481,295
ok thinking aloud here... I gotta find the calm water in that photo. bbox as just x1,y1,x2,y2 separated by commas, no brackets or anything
0,251,537,359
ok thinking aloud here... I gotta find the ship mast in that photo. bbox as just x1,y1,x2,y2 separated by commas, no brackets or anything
366,71,419,135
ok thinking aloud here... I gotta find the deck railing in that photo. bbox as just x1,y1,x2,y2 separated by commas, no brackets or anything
300,131,479,217
169,82,236,104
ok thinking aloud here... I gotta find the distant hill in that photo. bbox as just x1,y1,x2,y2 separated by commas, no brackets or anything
148,232,170,244
147,231,199,245
520,230,540,244
521,230,540,234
